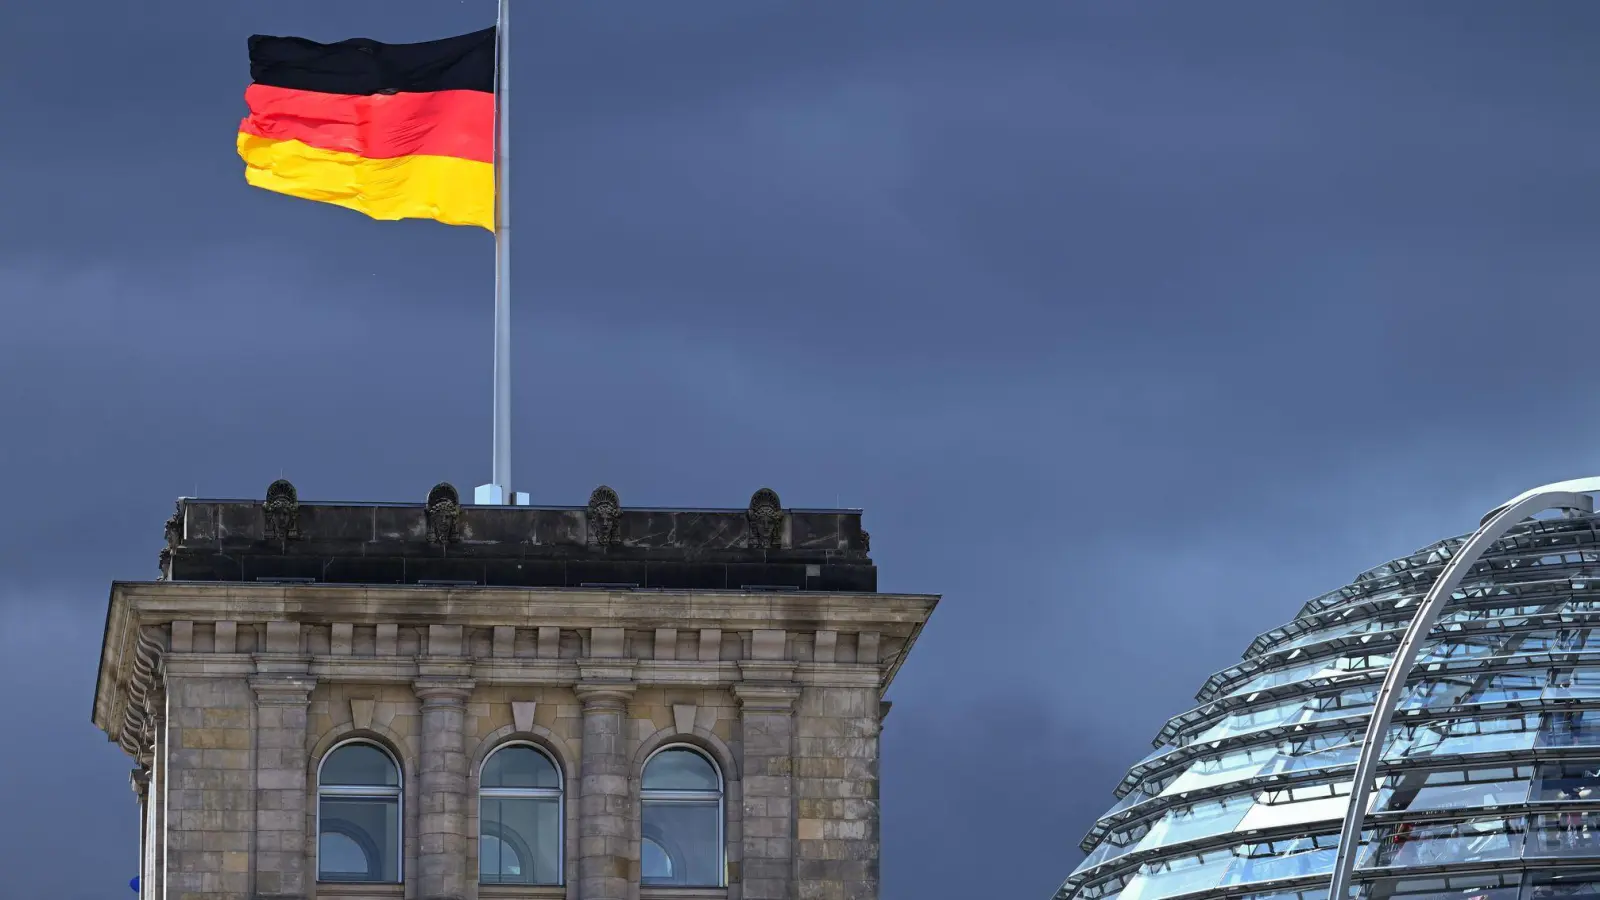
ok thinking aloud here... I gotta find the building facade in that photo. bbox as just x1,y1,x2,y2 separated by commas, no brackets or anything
1059,509,1600,900
92,482,936,900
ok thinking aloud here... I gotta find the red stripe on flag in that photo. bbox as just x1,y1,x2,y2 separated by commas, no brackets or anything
240,83,494,164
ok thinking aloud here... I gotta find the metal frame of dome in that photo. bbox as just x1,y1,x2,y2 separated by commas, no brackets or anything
1060,476,1600,900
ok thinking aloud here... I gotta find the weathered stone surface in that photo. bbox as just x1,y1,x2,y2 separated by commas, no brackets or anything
94,488,936,900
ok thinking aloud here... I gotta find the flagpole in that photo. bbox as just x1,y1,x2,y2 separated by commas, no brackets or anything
481,0,516,505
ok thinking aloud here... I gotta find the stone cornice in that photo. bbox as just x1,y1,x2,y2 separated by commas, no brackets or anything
107,581,938,633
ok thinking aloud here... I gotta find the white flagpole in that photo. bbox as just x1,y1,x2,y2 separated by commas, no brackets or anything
480,0,516,505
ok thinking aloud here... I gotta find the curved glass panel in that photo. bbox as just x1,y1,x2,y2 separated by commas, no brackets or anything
1236,783,1351,832
322,743,400,787
1361,816,1525,870
1161,746,1277,797
1527,868,1600,899
1356,872,1521,900
1372,766,1532,814
1060,512,1600,900
482,745,560,789
1533,762,1600,802
1135,797,1252,854
1119,849,1234,900
643,748,720,791
1220,834,1340,888
1529,814,1600,859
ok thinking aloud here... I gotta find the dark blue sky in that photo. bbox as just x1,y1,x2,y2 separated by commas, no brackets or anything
4,3,1600,897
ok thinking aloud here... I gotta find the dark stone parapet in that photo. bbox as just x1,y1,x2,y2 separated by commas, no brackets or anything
162,482,875,592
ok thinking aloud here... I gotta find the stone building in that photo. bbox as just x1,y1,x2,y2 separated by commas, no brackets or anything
92,481,937,900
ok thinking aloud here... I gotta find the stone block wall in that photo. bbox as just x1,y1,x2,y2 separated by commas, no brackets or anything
101,591,930,900
796,688,883,900
163,676,256,900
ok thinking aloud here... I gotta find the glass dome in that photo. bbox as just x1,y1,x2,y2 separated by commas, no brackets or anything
1059,511,1600,900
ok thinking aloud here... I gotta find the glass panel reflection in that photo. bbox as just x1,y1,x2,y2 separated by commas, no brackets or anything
479,796,560,884
1162,746,1276,797
1119,849,1233,900
1361,817,1524,869
1541,712,1600,749
1535,762,1600,803
1385,715,1540,760
481,745,560,789
1356,872,1521,900
1237,782,1351,832
1526,869,1600,900
1135,796,1251,853
1221,834,1339,888
318,796,400,882
1529,812,1600,859
1372,766,1532,813
640,800,721,886
322,744,400,787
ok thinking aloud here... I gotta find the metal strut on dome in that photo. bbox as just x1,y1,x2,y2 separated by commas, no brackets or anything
1324,476,1600,900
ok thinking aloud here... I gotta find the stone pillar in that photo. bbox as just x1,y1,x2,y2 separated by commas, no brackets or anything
414,678,475,900
735,674,800,900
251,674,316,900
574,682,636,900
795,687,882,900
162,675,256,900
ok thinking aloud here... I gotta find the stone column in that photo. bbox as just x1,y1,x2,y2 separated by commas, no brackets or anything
142,705,165,900
162,675,256,900
251,674,316,900
795,687,883,900
414,678,475,900
734,675,801,900
573,682,637,900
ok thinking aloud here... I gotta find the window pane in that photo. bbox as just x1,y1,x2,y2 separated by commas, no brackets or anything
1541,712,1600,748
1529,813,1600,859
1373,768,1531,813
318,796,400,882
1221,834,1339,887
322,744,399,787
483,746,560,790
641,799,720,886
1534,762,1600,802
480,796,560,884
643,749,719,791
642,838,673,882
1357,872,1520,900
1526,869,1600,900
1120,849,1232,900
1361,817,1524,869
1134,797,1250,853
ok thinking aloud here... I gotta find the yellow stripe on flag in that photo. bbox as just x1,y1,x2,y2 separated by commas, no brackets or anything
238,133,494,230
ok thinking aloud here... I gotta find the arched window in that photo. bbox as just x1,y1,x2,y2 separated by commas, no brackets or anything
317,741,402,883
480,743,563,885
640,745,724,887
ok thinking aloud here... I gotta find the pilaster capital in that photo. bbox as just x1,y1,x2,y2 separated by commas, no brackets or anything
733,682,802,713
738,659,797,683
130,766,149,797
413,677,475,707
574,681,637,711
249,674,316,706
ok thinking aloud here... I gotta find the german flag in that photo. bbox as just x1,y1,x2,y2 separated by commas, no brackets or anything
239,28,496,230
